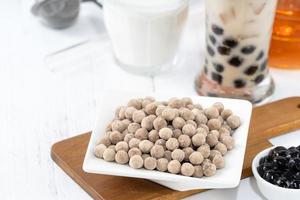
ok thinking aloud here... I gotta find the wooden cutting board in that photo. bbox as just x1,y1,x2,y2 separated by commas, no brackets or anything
51,97,300,200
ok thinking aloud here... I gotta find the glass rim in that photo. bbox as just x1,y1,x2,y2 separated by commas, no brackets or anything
104,0,189,13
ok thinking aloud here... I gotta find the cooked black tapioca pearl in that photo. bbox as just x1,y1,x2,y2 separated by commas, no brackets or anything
263,170,279,184
213,63,224,73
223,38,238,48
241,45,256,54
288,146,297,151
244,65,258,75
283,171,295,182
286,147,300,159
260,59,268,71
259,156,267,165
258,145,300,189
217,46,231,55
276,177,290,188
211,24,224,35
290,180,300,189
207,45,215,57
288,159,296,170
273,156,288,169
269,173,280,185
295,172,300,180
288,158,300,171
209,34,216,45
256,51,264,61
261,162,275,171
211,72,223,84
204,65,208,74
234,79,246,88
257,164,264,176
228,56,244,67
268,146,287,158
271,146,287,154
254,74,265,84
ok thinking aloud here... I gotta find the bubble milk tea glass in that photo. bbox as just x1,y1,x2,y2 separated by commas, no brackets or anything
195,0,278,104
102,0,189,75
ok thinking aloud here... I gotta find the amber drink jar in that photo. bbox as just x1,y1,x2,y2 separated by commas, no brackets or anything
269,0,300,69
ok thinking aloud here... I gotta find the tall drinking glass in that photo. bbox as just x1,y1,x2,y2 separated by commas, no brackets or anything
103,0,189,75
196,0,278,104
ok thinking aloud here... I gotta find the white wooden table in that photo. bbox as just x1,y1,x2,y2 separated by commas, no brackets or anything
0,0,299,199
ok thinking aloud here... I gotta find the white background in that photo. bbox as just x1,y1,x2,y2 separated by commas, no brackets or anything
0,0,299,199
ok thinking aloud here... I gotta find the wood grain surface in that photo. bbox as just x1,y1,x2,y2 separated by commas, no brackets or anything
51,97,300,200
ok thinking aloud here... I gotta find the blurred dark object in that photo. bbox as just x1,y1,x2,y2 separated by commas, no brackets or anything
82,0,102,8
31,0,102,29
269,0,300,69
31,0,80,29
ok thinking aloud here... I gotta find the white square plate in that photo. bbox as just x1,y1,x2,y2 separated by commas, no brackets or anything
83,91,252,191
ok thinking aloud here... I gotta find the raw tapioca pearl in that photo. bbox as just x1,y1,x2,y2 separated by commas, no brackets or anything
244,65,258,76
254,74,265,84
234,79,247,88
241,45,256,54
209,34,216,45
211,24,224,35
207,45,215,57
223,38,238,48
228,56,244,67
213,63,224,73
256,51,264,61
260,59,268,71
211,72,223,84
217,46,231,55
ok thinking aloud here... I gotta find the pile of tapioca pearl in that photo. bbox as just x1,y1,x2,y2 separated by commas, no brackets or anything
94,97,241,178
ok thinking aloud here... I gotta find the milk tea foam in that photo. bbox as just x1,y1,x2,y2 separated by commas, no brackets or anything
103,0,189,71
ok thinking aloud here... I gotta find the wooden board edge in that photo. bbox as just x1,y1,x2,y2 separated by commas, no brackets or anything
51,137,104,200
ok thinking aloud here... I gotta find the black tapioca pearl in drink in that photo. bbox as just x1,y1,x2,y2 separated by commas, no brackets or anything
244,65,258,75
234,79,247,88
254,74,265,84
207,45,215,57
217,46,231,55
209,35,216,45
241,45,256,54
204,65,208,74
213,63,224,73
211,72,223,84
256,51,264,61
228,56,244,67
211,24,224,35
260,59,268,71
207,92,218,97
223,38,238,48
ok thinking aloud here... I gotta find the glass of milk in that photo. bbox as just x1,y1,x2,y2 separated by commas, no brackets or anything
102,0,189,75
195,0,278,104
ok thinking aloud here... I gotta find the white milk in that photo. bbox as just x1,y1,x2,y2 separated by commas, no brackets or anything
103,0,189,74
